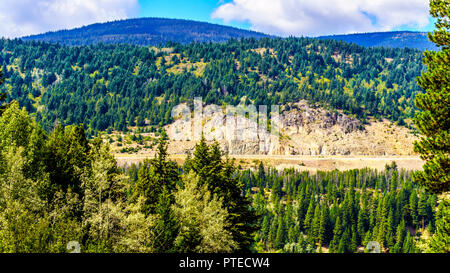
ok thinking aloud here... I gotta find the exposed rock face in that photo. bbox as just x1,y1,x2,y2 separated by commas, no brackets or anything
283,102,361,134
165,100,416,156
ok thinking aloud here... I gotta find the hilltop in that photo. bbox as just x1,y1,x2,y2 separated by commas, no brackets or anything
21,17,269,46
21,18,434,51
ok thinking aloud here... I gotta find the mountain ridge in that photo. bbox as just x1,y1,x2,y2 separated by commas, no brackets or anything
21,17,435,50
318,31,436,51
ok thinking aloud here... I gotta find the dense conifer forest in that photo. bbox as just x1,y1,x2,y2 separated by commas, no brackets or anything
237,163,436,253
0,37,424,135
0,96,437,252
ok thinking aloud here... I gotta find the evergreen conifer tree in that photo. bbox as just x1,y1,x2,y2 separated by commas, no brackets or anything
413,0,450,194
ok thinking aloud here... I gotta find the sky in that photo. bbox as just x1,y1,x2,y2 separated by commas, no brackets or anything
0,0,436,39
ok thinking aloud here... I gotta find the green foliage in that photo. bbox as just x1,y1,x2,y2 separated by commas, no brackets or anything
133,131,179,215
0,103,152,252
173,171,237,253
414,0,450,194
413,0,450,253
152,187,179,253
238,166,438,253
429,199,450,252
0,99,443,253
0,36,425,133
45,124,91,198
185,135,259,252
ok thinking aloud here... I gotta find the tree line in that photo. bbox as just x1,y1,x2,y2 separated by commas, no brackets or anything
0,36,424,135
0,90,257,252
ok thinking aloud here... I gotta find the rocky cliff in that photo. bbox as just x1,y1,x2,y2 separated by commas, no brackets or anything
165,100,416,156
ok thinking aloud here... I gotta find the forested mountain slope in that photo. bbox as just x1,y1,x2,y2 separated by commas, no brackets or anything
21,18,269,46
0,37,424,136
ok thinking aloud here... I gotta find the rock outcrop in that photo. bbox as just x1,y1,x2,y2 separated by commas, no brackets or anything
165,100,416,156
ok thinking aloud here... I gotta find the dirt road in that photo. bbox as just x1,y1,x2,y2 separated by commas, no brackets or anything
115,153,424,172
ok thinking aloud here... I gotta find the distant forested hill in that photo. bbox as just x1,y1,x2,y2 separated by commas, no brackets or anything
21,18,269,46
0,37,424,135
22,18,433,51
319,31,437,51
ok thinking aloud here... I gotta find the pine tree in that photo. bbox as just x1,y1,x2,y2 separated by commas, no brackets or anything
274,217,286,249
287,225,297,244
329,216,342,253
310,204,321,243
45,124,91,198
390,169,398,192
0,67,7,115
385,210,395,249
396,220,406,247
189,136,259,252
134,131,179,215
317,206,330,246
362,230,372,250
374,197,387,247
350,227,358,253
356,208,367,245
257,161,266,189
268,216,278,249
260,215,270,242
409,190,419,228
417,192,428,231
303,198,315,234
413,0,449,194
191,135,212,186
153,187,179,253
402,232,416,253
337,228,350,253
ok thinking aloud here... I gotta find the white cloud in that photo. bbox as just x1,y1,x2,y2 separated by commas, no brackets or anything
0,0,140,38
212,0,430,36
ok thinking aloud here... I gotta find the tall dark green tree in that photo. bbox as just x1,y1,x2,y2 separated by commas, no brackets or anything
317,205,330,246
153,187,179,253
429,199,450,252
274,217,286,250
414,0,450,253
134,130,179,215
45,124,91,198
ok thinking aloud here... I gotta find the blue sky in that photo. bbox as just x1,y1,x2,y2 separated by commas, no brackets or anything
0,0,436,38
138,0,252,30
139,0,435,36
